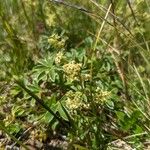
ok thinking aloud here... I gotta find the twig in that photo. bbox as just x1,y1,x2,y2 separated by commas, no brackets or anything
49,0,115,28
89,0,134,36
126,0,139,26
50,0,92,13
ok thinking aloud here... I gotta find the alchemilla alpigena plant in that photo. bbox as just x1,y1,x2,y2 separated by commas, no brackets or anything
22,44,120,149
1,0,150,149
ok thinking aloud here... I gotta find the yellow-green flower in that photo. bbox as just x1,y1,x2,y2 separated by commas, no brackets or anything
48,34,65,49
95,88,111,104
63,61,82,82
81,74,91,81
65,91,83,110
55,51,63,64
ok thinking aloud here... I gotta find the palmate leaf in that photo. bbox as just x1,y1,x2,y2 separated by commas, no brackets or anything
32,55,57,82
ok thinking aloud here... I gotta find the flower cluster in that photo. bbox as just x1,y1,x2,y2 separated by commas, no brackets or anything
55,51,63,64
63,61,82,81
65,91,83,110
47,34,66,49
81,73,91,81
30,129,47,142
94,88,111,104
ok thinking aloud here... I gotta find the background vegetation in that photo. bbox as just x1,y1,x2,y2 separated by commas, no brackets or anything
0,0,150,149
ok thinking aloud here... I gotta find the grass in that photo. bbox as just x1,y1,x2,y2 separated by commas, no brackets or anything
0,0,150,149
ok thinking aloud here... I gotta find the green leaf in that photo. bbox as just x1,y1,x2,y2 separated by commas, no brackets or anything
58,102,68,121
106,100,114,109
28,85,41,93
43,112,54,123
12,106,25,117
37,71,47,81
116,111,125,121
73,144,88,150
30,99,36,107
50,68,56,82
46,95,57,107
43,103,59,123
134,125,143,134
52,121,59,131
7,123,21,134
0,122,29,150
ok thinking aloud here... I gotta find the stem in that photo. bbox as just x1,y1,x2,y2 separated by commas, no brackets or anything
15,79,67,127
